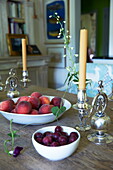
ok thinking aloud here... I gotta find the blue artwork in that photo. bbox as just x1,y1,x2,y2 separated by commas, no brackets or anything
71,63,113,97
46,1,65,39
58,63,113,98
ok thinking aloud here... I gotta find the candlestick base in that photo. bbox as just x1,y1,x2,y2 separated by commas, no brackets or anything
7,89,20,98
0,82,5,92
87,132,113,144
75,124,91,131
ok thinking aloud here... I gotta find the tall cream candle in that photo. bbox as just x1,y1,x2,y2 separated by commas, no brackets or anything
22,39,27,71
79,29,88,90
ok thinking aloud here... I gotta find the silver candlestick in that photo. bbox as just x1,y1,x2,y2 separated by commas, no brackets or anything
4,68,20,98
20,70,31,88
0,77,5,92
0,68,31,98
87,80,113,144
73,89,92,131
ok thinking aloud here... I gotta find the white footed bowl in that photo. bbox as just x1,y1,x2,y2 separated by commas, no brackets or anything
0,96,71,125
32,126,80,161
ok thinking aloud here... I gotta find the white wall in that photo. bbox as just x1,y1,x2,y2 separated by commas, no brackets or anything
33,0,47,54
35,0,81,88
51,0,80,88
0,0,9,57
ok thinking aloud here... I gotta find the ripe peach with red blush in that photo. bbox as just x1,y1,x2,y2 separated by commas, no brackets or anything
39,104,54,114
31,109,39,115
31,92,42,98
28,96,40,109
9,99,15,106
11,108,16,113
39,96,50,105
0,99,14,112
16,101,32,114
16,96,29,103
50,97,63,108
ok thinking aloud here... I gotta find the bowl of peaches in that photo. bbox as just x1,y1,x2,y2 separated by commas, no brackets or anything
0,92,71,125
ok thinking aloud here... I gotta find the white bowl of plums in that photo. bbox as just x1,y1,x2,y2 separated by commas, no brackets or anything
0,91,71,125
32,125,80,161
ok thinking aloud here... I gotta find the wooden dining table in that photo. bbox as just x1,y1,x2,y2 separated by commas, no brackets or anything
0,85,113,170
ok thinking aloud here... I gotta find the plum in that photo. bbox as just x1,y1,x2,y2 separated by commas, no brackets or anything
35,137,43,144
58,136,68,145
55,126,63,133
52,132,61,141
68,136,78,143
70,132,78,138
42,136,53,146
34,132,43,139
50,96,63,108
44,131,53,137
50,141,60,147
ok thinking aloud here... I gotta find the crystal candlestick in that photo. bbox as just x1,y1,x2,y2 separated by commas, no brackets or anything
73,89,92,131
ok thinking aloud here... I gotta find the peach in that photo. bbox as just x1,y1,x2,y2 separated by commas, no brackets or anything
28,96,40,109
50,97,63,108
31,109,39,115
39,96,50,105
16,101,32,114
16,96,29,103
11,108,16,113
39,104,54,114
31,92,42,98
9,99,15,105
0,99,14,112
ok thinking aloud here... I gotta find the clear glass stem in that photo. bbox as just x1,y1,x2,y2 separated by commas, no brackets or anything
75,110,91,131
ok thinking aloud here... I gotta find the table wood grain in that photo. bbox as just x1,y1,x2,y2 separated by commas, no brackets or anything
0,85,113,170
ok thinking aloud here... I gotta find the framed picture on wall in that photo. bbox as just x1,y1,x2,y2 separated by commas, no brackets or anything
47,46,66,68
27,45,41,55
6,34,28,56
43,0,69,44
